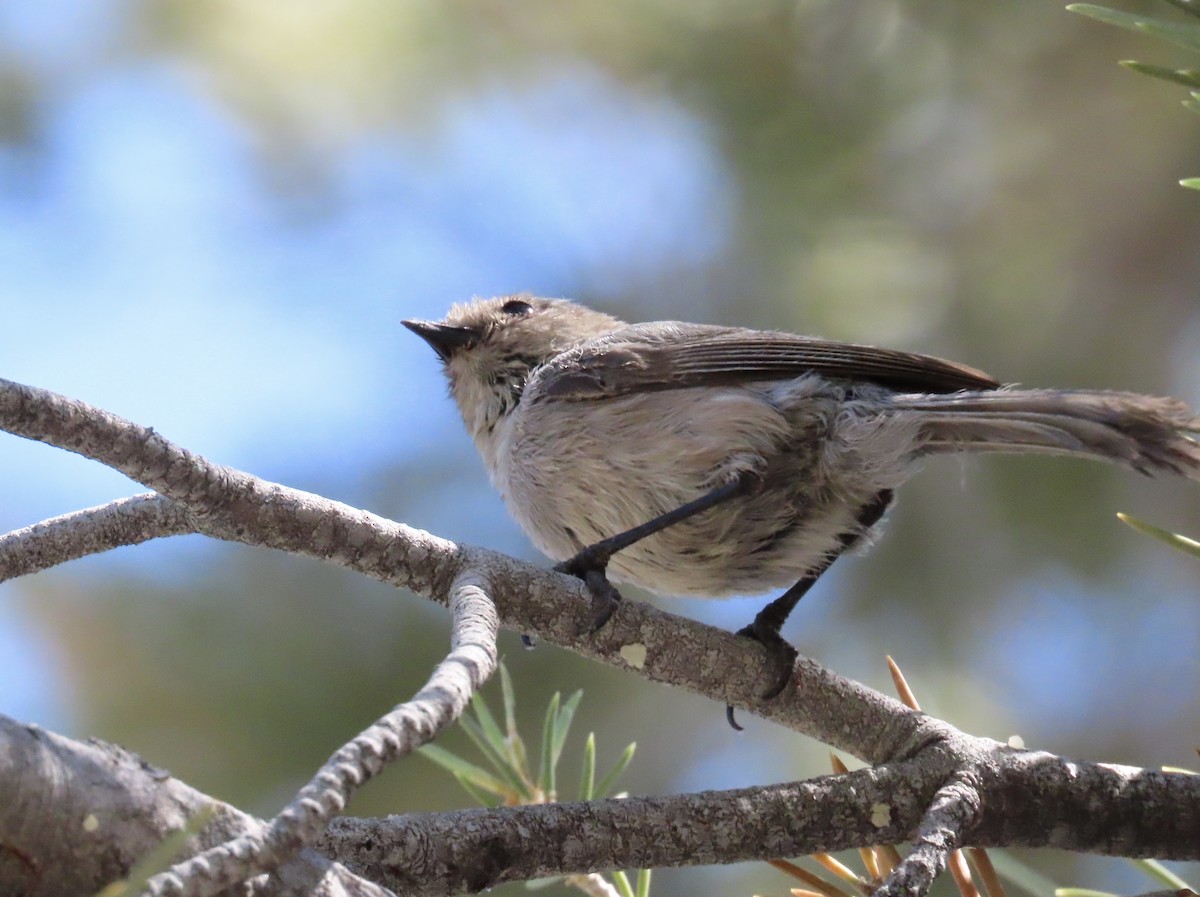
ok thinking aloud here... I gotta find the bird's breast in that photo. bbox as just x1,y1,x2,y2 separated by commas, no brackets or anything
495,386,834,596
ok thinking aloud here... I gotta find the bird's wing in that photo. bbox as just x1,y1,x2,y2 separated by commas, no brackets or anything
534,322,1000,400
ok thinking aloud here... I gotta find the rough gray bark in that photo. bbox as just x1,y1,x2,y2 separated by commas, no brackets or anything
0,716,383,897
2,375,1199,897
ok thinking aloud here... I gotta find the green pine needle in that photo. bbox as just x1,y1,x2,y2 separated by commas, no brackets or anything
500,662,519,738
611,870,636,897
551,691,583,770
635,868,653,897
418,743,510,795
470,690,511,760
1116,512,1200,557
1068,4,1200,52
594,742,637,800
1164,0,1200,20
1120,59,1200,86
579,732,597,801
538,691,561,795
1130,858,1192,890
459,715,531,797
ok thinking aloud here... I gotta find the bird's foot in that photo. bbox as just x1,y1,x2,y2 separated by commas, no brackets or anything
725,619,799,731
554,549,623,634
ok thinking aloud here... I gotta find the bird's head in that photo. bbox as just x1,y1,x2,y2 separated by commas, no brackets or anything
404,295,623,445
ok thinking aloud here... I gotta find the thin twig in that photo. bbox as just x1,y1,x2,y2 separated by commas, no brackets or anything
142,572,499,897
877,773,981,897
0,493,195,582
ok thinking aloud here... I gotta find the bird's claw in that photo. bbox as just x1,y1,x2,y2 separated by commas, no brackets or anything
553,543,612,578
554,552,623,635
725,621,799,731
581,568,622,632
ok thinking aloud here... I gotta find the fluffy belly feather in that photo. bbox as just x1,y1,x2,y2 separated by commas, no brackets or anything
494,382,912,597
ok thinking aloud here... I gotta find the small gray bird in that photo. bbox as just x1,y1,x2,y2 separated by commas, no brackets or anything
405,295,1200,709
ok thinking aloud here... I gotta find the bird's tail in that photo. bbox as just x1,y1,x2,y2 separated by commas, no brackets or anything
893,389,1200,480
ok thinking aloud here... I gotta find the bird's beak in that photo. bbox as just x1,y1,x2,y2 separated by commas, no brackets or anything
402,319,481,362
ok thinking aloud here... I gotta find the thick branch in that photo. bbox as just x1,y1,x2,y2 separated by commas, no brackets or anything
318,747,1200,894
974,752,1200,855
0,376,931,763
0,716,384,897
5,714,1199,897
322,764,937,895
4,377,1200,897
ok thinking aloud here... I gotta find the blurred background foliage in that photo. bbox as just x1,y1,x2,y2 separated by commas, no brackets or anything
2,1,1199,895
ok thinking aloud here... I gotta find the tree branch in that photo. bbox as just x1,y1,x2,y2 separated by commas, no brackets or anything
143,572,499,897
4,375,1200,897
0,375,933,762
881,771,981,897
7,706,1198,897
317,747,1200,894
322,763,938,895
0,493,196,580
0,716,386,897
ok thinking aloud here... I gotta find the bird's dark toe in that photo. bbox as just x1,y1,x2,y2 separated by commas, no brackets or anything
725,621,799,730
555,560,624,635
554,544,612,578
583,568,622,633
736,621,799,699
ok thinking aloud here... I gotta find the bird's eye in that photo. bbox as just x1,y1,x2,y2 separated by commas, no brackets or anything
501,299,534,317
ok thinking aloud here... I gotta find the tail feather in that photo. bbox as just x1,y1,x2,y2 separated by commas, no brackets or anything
892,389,1200,480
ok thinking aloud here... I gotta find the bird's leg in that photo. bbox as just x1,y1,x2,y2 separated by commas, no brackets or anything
556,472,758,633
727,488,894,730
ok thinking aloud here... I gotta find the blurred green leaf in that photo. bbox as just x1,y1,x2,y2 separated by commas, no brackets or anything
612,870,636,897
470,689,511,761
523,876,564,890
986,849,1066,897
1164,0,1200,19
1116,512,1200,557
1129,858,1192,890
418,743,510,794
540,688,584,798
420,669,646,893
489,673,532,777
1068,4,1200,52
453,772,497,808
635,867,653,897
539,690,561,795
1119,59,1200,86
579,732,597,801
1069,4,1200,186
500,662,519,739
594,742,637,800
459,715,530,797
551,691,583,772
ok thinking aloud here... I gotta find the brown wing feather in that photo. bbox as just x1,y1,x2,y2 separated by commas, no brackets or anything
536,323,1000,400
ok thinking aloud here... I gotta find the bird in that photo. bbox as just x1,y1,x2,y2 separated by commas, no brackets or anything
405,294,1200,715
